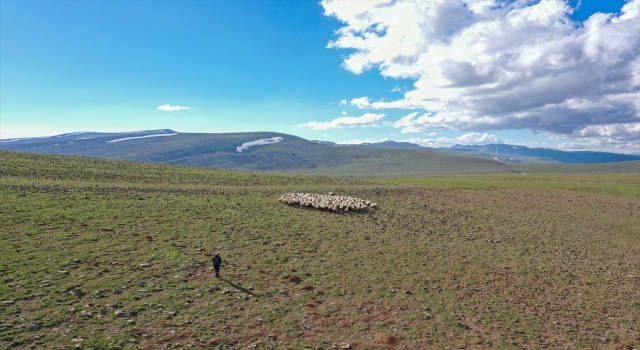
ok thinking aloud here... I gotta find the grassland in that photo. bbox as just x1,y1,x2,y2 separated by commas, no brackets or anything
516,161,640,175
373,173,640,196
1,150,639,349
311,159,640,178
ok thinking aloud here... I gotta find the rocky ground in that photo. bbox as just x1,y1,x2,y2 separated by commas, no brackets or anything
1,151,639,349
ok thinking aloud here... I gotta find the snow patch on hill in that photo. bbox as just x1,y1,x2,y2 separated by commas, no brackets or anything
0,137,39,143
236,137,284,153
107,133,178,143
56,132,90,138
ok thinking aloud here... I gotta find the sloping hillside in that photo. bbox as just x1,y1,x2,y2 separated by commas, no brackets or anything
0,132,514,175
5,131,638,176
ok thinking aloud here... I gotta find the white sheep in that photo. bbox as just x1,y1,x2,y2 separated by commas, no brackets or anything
278,193,377,212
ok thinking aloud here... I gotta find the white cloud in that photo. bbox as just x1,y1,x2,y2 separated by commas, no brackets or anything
555,139,640,154
350,97,374,109
340,99,347,105
236,137,284,153
456,132,501,144
298,113,386,130
342,111,348,115
157,104,192,111
402,132,502,148
575,123,640,141
393,112,446,133
323,0,640,146
338,132,501,147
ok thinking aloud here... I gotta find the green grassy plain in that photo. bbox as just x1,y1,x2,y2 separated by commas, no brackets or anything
1,151,639,349
374,173,640,196
516,161,640,174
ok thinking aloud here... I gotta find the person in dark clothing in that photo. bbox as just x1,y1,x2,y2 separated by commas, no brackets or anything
212,253,222,278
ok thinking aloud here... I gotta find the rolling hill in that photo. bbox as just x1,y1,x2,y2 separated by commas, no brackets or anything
2,131,639,176
344,140,640,164
315,141,640,165
0,131,516,176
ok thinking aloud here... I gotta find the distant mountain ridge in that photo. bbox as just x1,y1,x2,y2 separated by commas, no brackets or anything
1,131,638,176
0,129,177,145
345,140,426,150
450,143,640,163
0,130,515,176
311,140,338,146
342,140,640,164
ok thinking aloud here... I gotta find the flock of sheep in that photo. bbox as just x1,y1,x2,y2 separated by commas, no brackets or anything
279,192,377,212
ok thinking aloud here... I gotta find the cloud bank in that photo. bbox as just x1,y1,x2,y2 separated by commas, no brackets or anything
402,132,502,148
298,113,386,130
340,132,500,148
323,0,640,148
157,104,192,111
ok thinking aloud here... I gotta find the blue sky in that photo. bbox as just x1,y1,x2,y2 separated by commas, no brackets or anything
1,0,638,153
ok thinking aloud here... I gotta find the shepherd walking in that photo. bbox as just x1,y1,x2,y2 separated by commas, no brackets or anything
212,252,222,278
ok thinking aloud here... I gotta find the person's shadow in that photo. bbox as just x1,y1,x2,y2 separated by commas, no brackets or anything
219,278,262,298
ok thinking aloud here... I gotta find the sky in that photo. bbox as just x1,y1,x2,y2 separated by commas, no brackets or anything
1,0,638,153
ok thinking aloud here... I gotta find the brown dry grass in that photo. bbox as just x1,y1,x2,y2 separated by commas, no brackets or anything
282,275,301,283
375,332,400,347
